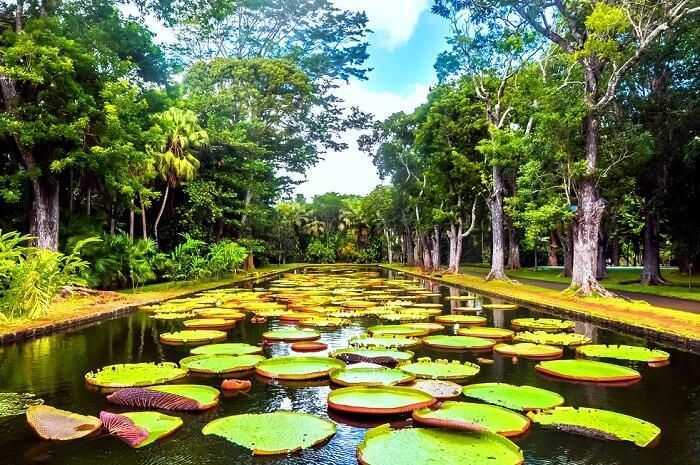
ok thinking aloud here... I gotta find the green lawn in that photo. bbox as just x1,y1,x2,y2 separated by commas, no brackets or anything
460,265,700,302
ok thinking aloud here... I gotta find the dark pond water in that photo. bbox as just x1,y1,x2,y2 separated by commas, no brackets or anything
1,267,699,465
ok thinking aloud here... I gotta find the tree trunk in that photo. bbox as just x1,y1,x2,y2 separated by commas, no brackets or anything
447,222,460,273
610,238,620,266
139,193,148,240
129,207,135,240
30,177,60,251
413,232,421,266
547,233,559,266
431,225,441,270
384,228,393,264
244,253,255,271
557,227,574,278
506,225,521,270
641,211,666,285
153,184,169,244
486,165,507,280
596,227,607,280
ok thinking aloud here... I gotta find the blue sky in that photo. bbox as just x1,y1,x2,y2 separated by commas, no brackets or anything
293,1,450,199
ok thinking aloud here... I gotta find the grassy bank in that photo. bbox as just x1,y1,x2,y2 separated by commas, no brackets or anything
383,264,700,350
0,264,299,343
460,265,700,302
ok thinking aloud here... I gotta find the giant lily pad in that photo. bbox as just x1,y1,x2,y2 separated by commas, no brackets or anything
330,367,414,386
85,363,187,388
0,392,43,418
369,325,429,337
255,356,345,380
299,317,350,328
435,315,487,325
494,343,563,360
514,331,592,347
576,344,670,364
406,380,463,399
535,360,641,384
106,384,220,411
462,383,564,412
350,335,421,349
422,335,496,351
511,318,575,332
527,407,661,447
458,327,514,341
331,348,414,364
357,425,524,465
160,330,227,346
183,318,236,330
327,386,435,415
401,358,480,380
402,322,444,334
412,401,530,437
202,412,336,455
193,308,246,320
26,405,101,441
262,328,320,341
190,343,262,356
179,354,265,374
100,411,183,448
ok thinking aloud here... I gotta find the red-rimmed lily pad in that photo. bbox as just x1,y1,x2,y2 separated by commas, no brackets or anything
368,325,429,337
327,386,435,415
458,326,514,341
576,344,670,365
527,407,661,447
202,411,336,455
182,318,236,330
401,358,480,380
329,367,415,386
262,328,320,341
422,335,496,351
514,331,592,347
435,315,487,325
462,383,564,412
292,341,329,352
255,356,345,380
160,330,227,346
357,424,524,465
190,343,262,356
100,411,183,448
494,343,563,360
26,405,101,441
85,363,187,388
179,354,265,375
412,401,530,437
535,359,641,384
106,384,220,411
406,380,463,399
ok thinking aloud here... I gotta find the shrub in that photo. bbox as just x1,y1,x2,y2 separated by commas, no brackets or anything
306,239,336,264
207,241,248,277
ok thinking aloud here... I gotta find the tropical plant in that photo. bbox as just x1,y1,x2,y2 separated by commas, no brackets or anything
207,241,248,277
306,239,336,264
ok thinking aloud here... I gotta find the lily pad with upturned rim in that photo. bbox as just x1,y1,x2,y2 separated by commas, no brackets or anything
190,343,262,356
262,328,320,341
401,358,480,380
514,331,592,347
330,367,415,386
511,318,575,332
160,330,227,346
26,405,101,441
327,386,435,415
527,406,660,447
331,348,415,363
357,424,524,465
85,363,187,388
412,401,530,437
461,383,564,412
458,327,514,341
402,322,444,334
349,336,421,349
100,411,183,448
434,315,487,325
422,335,496,351
494,343,563,360
535,359,641,383
369,325,429,337
575,344,670,364
106,384,220,411
182,318,236,330
179,354,266,374
202,411,336,455
255,356,345,380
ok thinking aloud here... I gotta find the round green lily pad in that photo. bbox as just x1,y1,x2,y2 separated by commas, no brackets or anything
299,317,350,328
458,327,514,341
357,425,524,465
255,356,345,380
190,343,262,356
401,358,480,380
85,363,187,388
536,359,641,383
331,348,415,363
435,315,487,325
527,407,661,447
160,330,227,346
514,331,592,347
202,411,336,455
327,386,435,415
369,325,429,337
494,343,563,360
330,368,415,386
402,322,445,333
576,344,670,364
151,312,196,320
511,318,575,332
350,336,421,349
179,354,265,374
413,401,530,437
100,411,183,448
183,318,236,330
462,383,565,411
422,335,496,351
262,328,320,341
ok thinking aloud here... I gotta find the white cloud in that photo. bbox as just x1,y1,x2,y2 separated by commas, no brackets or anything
334,0,430,49
293,81,430,199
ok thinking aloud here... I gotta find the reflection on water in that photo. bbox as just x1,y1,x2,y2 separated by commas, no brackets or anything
0,267,699,465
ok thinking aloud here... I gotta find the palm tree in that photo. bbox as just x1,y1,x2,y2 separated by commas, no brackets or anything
150,108,208,243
